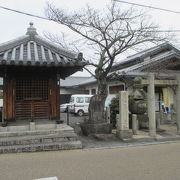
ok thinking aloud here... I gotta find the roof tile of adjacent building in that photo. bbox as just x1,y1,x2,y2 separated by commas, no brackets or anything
111,42,180,72
0,23,87,67
60,76,91,87
76,42,180,86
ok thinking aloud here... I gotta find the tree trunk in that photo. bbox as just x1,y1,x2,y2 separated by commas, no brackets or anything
88,74,108,123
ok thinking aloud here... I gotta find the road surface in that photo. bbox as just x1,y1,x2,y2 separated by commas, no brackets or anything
0,142,180,180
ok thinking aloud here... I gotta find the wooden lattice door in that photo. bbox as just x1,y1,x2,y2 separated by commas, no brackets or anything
15,79,49,120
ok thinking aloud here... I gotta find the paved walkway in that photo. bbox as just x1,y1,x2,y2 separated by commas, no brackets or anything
79,124,180,149
60,113,180,149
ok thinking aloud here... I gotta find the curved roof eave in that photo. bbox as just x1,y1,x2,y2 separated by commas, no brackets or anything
0,23,87,68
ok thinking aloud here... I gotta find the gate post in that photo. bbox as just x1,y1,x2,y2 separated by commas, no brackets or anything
147,73,156,137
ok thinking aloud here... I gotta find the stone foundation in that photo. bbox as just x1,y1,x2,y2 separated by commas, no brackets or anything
0,124,82,153
116,130,133,140
80,123,112,136
137,114,149,129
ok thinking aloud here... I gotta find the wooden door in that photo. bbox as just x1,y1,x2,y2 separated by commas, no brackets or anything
15,79,49,120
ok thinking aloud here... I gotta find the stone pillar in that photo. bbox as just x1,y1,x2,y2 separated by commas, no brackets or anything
106,107,111,124
116,91,132,139
132,114,138,135
147,73,156,137
30,122,36,131
156,112,161,129
176,74,180,135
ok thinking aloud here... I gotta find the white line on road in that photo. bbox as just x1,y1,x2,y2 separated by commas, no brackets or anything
33,177,58,180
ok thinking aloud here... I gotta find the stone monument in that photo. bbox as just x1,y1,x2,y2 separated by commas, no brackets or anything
116,91,132,139
129,77,148,129
80,95,112,135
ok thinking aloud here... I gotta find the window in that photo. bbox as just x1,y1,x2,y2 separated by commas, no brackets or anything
84,90,89,94
16,79,48,101
70,97,74,103
76,97,84,103
85,97,91,103
109,85,124,94
91,89,96,95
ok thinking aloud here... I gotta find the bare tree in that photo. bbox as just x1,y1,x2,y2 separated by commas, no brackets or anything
46,2,168,122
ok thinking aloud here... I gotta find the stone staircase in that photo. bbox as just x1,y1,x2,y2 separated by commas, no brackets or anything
0,124,82,153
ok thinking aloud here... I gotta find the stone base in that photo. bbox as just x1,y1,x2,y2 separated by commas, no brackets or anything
177,129,180,135
1,122,7,127
30,122,35,131
80,123,112,136
116,130,133,140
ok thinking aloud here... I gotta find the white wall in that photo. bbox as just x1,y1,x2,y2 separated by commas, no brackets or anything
0,99,3,107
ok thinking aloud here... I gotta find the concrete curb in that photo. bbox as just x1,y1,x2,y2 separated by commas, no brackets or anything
83,139,180,151
82,136,180,150
156,136,180,142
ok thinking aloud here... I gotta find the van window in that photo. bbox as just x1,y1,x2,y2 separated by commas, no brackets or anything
70,97,74,103
85,97,91,103
76,97,84,103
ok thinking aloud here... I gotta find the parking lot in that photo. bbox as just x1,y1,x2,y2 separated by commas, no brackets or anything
60,112,86,128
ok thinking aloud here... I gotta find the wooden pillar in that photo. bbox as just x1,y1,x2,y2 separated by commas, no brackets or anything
49,77,59,121
147,73,156,137
176,74,180,135
57,79,60,121
3,75,15,122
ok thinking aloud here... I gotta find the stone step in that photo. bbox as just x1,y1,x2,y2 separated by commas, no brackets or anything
0,124,83,153
0,140,82,153
0,133,79,146
0,123,73,133
0,128,75,137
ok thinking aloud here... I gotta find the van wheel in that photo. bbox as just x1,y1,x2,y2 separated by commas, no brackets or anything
77,110,84,116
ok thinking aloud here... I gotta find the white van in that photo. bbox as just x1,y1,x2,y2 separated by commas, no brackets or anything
69,94,93,116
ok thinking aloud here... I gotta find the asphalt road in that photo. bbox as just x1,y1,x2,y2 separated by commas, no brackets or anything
0,142,180,180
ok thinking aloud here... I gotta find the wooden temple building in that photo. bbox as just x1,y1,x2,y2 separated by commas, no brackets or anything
0,23,87,126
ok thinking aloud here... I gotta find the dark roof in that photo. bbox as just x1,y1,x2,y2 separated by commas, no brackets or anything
114,50,180,75
77,43,180,86
0,23,87,68
60,76,91,87
111,42,180,72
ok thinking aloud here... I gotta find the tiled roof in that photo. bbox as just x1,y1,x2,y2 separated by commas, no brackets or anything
0,23,86,67
77,43,180,86
112,50,180,76
60,76,91,87
74,76,97,86
111,42,180,71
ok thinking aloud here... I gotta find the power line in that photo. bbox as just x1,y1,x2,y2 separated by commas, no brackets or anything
0,5,49,20
116,29,180,32
113,0,180,14
1,5,180,33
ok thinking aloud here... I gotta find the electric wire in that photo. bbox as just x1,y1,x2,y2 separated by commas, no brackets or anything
1,4,180,33
113,0,180,15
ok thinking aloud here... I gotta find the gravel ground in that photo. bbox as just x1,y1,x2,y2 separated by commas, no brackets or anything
60,112,86,128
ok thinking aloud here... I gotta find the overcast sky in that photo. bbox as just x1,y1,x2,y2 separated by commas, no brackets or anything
0,0,180,76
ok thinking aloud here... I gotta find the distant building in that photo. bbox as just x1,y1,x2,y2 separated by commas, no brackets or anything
76,42,180,124
60,76,90,104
